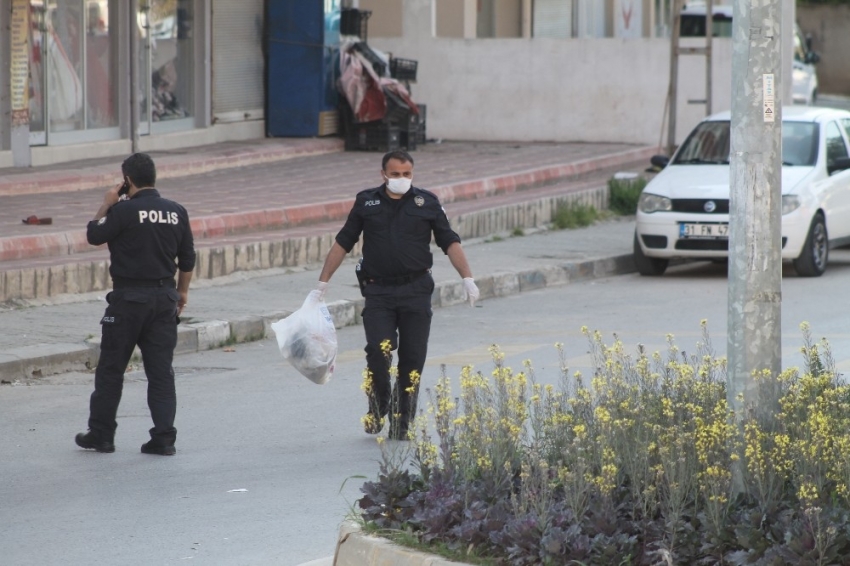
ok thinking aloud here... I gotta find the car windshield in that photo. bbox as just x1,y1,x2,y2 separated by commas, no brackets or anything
672,120,819,166
783,121,819,166
673,121,731,165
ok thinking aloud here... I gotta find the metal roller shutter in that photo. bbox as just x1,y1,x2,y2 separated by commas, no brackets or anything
533,0,573,39
212,0,265,121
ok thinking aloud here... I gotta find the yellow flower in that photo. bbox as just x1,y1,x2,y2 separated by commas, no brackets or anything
360,368,373,393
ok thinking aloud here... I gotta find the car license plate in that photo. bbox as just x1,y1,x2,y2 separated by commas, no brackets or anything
679,223,729,238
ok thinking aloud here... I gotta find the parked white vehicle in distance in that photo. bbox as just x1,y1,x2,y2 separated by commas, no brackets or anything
634,106,850,277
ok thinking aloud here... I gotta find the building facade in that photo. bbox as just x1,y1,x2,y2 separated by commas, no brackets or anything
1,1,807,170
359,0,795,146
0,0,267,169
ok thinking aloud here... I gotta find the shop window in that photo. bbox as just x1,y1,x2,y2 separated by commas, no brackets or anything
138,0,194,131
28,0,118,144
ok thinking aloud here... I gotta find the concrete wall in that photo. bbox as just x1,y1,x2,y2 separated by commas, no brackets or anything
797,4,850,95
370,0,733,145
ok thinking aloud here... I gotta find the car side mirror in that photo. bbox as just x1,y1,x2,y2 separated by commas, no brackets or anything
650,155,670,169
829,156,850,174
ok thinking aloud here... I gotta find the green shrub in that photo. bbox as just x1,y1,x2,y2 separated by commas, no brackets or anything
551,201,598,230
358,323,850,565
608,176,647,215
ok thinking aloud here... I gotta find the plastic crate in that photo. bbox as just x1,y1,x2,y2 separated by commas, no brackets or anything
400,129,417,152
382,88,412,125
415,104,426,144
402,110,419,132
345,122,401,152
352,42,387,77
340,8,371,40
389,58,418,82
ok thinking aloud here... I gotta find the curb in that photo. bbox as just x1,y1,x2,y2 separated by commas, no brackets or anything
0,252,635,381
0,139,345,198
0,146,654,263
333,521,466,566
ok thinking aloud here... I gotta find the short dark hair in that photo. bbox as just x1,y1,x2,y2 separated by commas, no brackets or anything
122,153,157,188
382,150,414,171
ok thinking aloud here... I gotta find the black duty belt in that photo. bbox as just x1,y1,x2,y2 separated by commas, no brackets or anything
365,270,430,286
112,277,176,289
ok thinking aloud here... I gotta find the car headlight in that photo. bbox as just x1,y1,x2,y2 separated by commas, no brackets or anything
638,192,673,213
782,195,801,215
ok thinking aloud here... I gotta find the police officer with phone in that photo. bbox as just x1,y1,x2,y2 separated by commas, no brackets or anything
317,150,479,440
75,153,196,456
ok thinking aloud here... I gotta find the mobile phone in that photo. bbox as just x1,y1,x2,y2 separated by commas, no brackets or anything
118,180,130,197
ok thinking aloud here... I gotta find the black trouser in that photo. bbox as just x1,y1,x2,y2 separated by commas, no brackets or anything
89,286,180,445
362,274,434,432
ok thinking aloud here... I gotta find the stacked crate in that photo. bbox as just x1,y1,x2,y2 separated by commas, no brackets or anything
388,58,421,151
339,15,422,153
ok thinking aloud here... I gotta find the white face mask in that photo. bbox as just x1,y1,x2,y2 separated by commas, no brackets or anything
385,177,412,195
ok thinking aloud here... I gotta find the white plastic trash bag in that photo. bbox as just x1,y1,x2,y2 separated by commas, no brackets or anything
271,290,337,385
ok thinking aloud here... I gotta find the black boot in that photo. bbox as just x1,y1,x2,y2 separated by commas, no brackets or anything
141,440,176,456
75,431,115,453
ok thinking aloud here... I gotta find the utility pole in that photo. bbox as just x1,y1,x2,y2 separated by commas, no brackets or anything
705,0,713,115
665,0,682,156
727,0,783,441
130,0,140,153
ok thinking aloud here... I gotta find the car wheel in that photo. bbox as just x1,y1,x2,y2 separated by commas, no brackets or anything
793,213,828,277
633,233,668,276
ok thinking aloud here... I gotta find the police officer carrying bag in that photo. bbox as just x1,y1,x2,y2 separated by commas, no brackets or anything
316,150,479,441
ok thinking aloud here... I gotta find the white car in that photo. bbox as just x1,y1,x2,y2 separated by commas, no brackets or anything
792,27,820,106
634,106,850,277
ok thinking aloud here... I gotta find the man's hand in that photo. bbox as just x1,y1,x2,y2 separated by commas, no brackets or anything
93,184,123,221
462,278,479,307
177,291,188,316
177,271,192,317
104,184,123,207
317,281,329,301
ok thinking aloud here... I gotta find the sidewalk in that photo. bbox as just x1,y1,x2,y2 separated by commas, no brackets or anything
0,138,653,263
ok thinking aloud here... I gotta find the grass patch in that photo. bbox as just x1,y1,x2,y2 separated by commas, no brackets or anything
551,202,599,230
511,227,525,237
608,175,647,215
